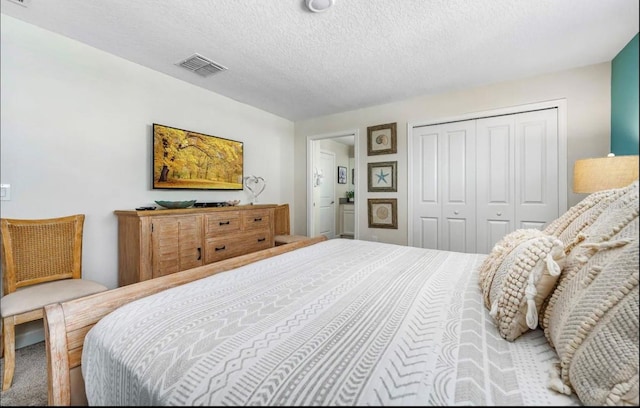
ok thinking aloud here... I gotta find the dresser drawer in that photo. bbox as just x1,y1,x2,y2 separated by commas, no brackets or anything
242,209,271,231
205,211,241,237
205,231,272,263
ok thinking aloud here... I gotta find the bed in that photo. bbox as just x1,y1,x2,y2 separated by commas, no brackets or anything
44,181,639,406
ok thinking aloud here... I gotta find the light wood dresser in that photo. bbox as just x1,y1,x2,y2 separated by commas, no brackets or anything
114,204,275,286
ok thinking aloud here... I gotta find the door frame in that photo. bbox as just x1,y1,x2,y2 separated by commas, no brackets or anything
307,129,361,239
407,99,567,247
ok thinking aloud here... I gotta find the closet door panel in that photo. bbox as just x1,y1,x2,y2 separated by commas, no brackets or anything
419,218,439,250
515,109,559,230
411,128,440,249
476,116,515,254
441,122,476,252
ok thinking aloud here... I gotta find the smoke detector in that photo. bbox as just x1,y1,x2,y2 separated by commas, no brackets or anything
176,53,227,77
306,0,335,13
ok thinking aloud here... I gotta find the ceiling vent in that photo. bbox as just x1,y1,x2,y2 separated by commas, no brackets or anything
176,53,227,77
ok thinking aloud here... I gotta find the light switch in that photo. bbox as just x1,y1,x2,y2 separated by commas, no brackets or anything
0,184,11,201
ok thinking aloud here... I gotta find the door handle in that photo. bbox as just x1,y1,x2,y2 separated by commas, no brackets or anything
331,201,335,204
197,247,202,260
453,210,459,215
497,212,502,216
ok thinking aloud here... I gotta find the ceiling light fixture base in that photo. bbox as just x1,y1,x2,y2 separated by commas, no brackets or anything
306,0,335,13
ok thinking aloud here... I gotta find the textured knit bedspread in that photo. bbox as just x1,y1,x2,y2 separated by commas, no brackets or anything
82,239,579,406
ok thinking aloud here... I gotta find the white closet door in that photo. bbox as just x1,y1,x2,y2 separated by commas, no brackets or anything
475,115,516,254
515,109,559,230
410,120,475,252
441,121,476,253
476,108,559,252
410,125,440,249
410,106,560,254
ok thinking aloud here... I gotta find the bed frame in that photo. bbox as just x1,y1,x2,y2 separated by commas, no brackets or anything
43,235,327,406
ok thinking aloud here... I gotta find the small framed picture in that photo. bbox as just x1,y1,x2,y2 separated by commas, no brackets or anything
368,198,398,229
337,166,347,184
368,161,397,192
367,122,397,156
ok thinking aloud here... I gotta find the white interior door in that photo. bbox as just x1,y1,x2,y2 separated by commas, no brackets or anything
307,130,360,240
316,150,336,238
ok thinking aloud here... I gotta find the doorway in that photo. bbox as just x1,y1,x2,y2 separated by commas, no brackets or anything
307,129,360,239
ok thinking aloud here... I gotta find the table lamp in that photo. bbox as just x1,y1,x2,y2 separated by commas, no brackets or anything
573,154,639,193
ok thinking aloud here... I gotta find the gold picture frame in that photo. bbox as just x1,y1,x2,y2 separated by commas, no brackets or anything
367,198,398,229
367,122,397,156
367,161,397,192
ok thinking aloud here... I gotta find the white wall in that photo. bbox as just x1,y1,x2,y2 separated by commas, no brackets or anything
0,15,295,289
294,63,611,245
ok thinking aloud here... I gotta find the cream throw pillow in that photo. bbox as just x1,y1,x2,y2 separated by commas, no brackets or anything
547,238,638,406
478,229,565,341
543,181,638,405
540,181,639,331
543,183,632,252
543,181,639,344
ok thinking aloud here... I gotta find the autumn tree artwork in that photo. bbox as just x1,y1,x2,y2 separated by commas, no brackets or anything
153,124,243,190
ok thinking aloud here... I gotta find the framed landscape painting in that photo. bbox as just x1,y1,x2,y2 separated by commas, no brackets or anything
153,123,243,190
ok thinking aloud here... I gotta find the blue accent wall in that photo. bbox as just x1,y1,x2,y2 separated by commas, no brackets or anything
611,33,639,155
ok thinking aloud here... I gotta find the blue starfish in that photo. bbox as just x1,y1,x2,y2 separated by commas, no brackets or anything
376,169,390,184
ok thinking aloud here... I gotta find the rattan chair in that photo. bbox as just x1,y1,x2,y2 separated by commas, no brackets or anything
0,214,108,391
273,204,308,246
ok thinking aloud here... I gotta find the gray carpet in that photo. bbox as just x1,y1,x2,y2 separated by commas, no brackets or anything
0,342,47,406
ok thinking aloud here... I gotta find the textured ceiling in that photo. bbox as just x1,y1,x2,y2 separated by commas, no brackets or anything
2,0,638,121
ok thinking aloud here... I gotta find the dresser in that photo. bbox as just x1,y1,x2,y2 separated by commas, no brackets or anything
115,204,275,286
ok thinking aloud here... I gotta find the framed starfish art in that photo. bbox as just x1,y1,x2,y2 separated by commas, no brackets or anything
367,161,397,192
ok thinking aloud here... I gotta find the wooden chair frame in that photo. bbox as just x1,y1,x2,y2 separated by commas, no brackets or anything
1,214,84,391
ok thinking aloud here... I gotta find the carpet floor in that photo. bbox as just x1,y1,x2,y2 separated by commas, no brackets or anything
0,341,47,406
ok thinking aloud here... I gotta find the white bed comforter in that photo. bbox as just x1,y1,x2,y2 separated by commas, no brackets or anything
82,239,579,406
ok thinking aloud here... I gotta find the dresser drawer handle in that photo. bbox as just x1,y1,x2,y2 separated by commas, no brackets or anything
215,245,226,251
219,221,230,225
253,217,263,222
257,237,266,242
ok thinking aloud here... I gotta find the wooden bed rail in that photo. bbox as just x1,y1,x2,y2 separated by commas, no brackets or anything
44,235,328,406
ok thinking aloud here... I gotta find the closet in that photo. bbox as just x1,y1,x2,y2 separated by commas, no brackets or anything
409,107,563,254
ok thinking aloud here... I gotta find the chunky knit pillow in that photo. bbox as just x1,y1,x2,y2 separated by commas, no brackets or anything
543,183,631,253
478,229,566,341
543,180,639,405
539,181,639,331
543,181,639,342
547,238,638,406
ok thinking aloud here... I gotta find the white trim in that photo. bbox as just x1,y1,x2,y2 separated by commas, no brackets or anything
407,99,568,247
306,129,360,239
